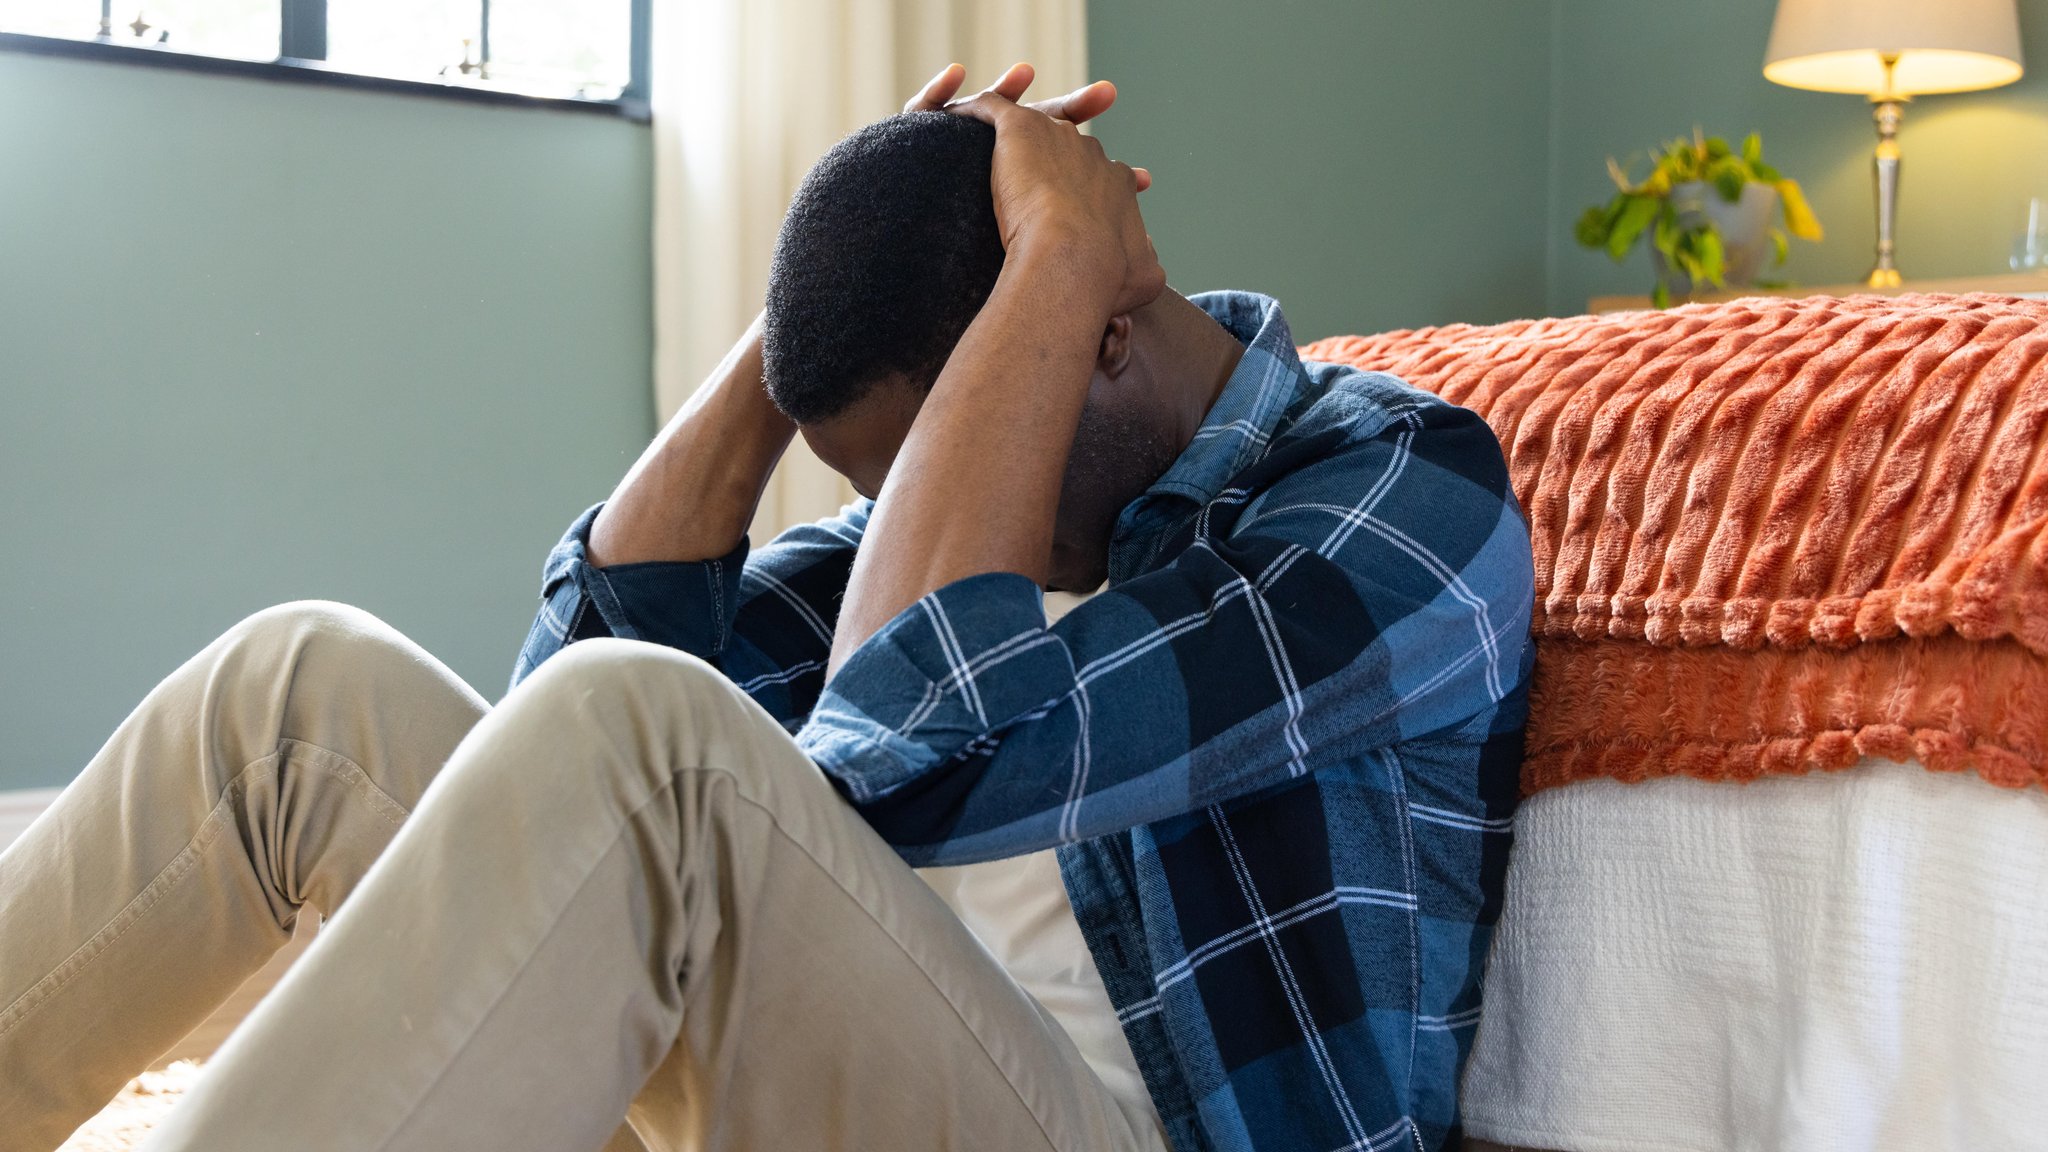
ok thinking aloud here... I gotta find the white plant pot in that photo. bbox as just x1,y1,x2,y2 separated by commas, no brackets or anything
1650,180,1780,296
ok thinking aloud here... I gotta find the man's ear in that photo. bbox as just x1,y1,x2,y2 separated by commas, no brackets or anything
1097,314,1134,380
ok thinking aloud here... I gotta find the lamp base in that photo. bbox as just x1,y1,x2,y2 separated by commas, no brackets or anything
1867,93,1906,291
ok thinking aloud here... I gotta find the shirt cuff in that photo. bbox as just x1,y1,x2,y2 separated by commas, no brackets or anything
544,503,750,658
798,571,1074,802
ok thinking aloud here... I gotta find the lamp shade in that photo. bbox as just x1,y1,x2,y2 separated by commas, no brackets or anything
1765,0,2023,96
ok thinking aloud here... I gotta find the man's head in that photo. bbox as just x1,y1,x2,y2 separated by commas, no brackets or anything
762,111,1218,592
763,112,1003,426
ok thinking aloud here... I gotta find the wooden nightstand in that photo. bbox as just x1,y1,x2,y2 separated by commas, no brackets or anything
1588,271,2048,315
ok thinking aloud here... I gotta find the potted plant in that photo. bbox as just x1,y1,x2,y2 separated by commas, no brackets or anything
1577,130,1824,307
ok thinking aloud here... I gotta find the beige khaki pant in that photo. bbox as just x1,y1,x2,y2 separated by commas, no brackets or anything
0,602,1157,1152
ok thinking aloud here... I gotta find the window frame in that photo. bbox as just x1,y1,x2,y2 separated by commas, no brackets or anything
0,0,650,121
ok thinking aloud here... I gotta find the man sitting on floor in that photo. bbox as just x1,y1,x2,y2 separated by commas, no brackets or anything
0,65,1534,1152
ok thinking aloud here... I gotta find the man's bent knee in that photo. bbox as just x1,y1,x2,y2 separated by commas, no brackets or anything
514,639,734,711
221,600,413,677
507,640,800,793
193,600,481,768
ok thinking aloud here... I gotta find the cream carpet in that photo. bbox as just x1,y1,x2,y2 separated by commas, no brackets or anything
57,1062,201,1151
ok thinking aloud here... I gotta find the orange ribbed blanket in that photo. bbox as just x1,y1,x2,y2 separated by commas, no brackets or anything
1301,293,2048,794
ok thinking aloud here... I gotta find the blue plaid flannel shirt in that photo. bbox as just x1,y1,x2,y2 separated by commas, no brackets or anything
514,292,1534,1152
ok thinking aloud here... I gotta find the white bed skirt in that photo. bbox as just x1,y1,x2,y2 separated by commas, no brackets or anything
1461,758,2048,1152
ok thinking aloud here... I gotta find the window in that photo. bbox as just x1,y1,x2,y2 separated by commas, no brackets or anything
0,0,647,111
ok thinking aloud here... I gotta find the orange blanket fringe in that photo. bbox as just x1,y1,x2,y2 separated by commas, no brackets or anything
1302,293,2048,794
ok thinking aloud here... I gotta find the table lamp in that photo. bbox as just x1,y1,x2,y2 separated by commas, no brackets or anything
1764,0,2023,287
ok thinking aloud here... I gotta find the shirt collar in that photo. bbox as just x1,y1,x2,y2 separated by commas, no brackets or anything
1138,291,1308,507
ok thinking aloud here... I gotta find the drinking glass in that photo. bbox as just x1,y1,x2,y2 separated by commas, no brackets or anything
2012,197,2048,272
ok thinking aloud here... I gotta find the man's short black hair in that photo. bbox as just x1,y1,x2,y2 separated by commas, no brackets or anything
762,111,1004,425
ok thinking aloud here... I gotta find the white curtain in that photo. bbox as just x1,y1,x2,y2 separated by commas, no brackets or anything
649,0,1088,541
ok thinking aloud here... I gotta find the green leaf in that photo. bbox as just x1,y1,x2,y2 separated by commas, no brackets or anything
1653,207,1681,258
1770,227,1789,265
1708,156,1746,201
1752,160,1782,182
1704,135,1733,159
1653,281,1673,309
1676,247,1706,282
1742,132,1763,167
1607,195,1659,262
1664,142,1698,183
1576,205,1612,248
1696,228,1727,286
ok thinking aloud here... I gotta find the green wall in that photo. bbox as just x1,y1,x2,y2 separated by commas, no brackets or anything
1547,0,2048,315
1087,0,1556,343
1093,0,2048,327
0,53,652,790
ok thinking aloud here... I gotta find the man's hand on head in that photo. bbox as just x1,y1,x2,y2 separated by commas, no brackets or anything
904,61,1150,174
905,64,1164,324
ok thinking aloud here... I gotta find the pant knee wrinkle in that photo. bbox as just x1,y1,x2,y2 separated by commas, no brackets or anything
277,739,414,833
0,738,404,1040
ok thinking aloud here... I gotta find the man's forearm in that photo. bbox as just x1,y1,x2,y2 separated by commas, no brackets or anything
829,247,1108,673
588,315,797,568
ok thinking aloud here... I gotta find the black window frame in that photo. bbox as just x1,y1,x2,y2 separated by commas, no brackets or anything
0,0,651,121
